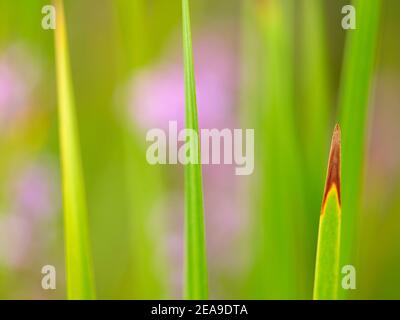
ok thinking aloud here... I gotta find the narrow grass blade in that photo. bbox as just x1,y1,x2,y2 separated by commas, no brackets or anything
114,0,165,299
338,0,381,294
122,133,165,298
299,0,332,295
115,0,149,70
313,124,342,300
251,0,307,299
182,0,208,300
53,0,96,299
300,0,330,169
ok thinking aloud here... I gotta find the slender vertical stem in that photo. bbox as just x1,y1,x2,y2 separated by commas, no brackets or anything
54,0,96,299
253,0,306,299
300,0,332,296
338,0,381,297
181,0,208,300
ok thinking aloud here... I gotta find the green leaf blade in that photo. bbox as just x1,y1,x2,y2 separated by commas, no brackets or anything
313,125,342,300
54,0,96,300
182,0,208,300
313,187,341,300
251,0,307,299
338,0,381,298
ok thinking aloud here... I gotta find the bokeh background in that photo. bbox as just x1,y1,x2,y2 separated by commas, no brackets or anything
0,0,399,299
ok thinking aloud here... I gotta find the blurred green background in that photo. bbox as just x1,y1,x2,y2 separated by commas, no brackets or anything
0,0,399,299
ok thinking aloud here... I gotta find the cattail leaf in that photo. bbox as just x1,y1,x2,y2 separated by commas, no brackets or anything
251,0,306,299
181,0,208,300
53,0,96,300
313,125,341,300
338,0,381,298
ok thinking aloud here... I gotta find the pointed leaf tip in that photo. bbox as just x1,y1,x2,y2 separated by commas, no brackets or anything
322,124,341,209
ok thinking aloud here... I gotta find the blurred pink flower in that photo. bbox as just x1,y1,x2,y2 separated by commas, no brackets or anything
369,73,400,179
0,214,33,269
0,64,28,122
0,161,59,269
127,30,238,132
12,163,58,220
0,45,40,132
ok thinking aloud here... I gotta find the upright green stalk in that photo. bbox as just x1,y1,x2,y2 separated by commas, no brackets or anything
338,0,381,296
54,0,96,299
301,0,330,168
253,0,306,299
313,125,342,300
182,0,208,300
114,0,165,299
300,0,332,296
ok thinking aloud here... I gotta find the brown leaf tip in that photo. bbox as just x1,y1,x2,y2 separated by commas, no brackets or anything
322,124,341,208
